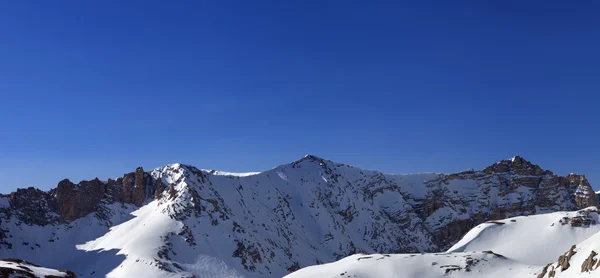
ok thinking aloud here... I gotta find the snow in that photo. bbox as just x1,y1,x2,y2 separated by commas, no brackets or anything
77,200,184,277
0,260,71,277
285,252,537,278
0,202,137,276
277,171,288,181
204,170,261,177
181,255,245,278
448,208,600,265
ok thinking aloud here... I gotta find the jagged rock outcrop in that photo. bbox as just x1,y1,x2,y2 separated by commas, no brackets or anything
556,245,577,271
56,178,105,222
572,174,597,208
7,187,57,225
537,264,553,278
118,167,155,206
580,250,597,272
1,166,165,226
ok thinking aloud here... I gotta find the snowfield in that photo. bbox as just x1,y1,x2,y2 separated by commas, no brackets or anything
285,252,539,278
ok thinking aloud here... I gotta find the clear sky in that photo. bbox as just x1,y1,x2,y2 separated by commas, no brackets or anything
0,1,598,192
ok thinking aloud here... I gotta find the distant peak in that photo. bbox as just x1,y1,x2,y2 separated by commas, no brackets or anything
485,155,543,175
496,155,531,165
509,155,528,164
288,154,327,167
294,154,326,163
303,154,324,160
169,163,183,168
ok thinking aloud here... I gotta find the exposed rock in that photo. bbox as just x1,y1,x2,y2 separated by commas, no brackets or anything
168,184,177,200
483,155,544,176
7,187,57,225
132,167,148,206
537,263,552,278
421,156,596,249
481,250,505,258
154,178,165,199
121,167,152,206
548,265,556,277
121,172,135,204
556,208,599,227
56,178,105,222
557,245,577,271
580,250,597,273
572,174,597,208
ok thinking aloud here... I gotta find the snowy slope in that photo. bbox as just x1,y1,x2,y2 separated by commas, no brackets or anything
537,227,600,277
448,207,600,265
0,155,595,277
0,259,75,277
284,252,538,278
0,203,137,276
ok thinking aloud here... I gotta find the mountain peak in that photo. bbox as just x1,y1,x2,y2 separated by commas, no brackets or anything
484,155,544,175
509,155,531,165
290,154,327,166
302,154,325,160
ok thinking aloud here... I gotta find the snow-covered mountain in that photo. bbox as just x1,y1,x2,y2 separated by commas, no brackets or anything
287,208,600,278
0,155,595,277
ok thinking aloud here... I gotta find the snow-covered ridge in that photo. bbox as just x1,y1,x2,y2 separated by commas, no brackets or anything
201,170,261,177
285,251,539,278
0,155,595,277
0,259,75,277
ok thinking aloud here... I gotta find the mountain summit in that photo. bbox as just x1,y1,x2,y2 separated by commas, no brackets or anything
0,156,595,277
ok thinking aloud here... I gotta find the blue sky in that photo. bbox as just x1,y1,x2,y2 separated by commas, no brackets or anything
0,1,599,192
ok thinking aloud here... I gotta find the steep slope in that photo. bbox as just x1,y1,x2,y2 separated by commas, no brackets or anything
0,155,595,277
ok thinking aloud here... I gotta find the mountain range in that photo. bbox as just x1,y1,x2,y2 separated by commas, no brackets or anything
0,155,596,277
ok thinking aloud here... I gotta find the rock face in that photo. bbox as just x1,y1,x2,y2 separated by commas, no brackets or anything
0,156,596,277
572,174,597,208
414,156,597,249
2,167,162,226
56,178,105,222
7,187,57,225
556,245,577,271
580,250,597,273
121,167,152,206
